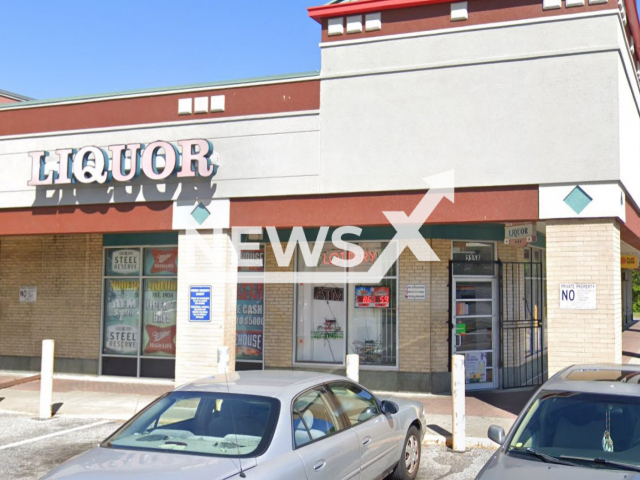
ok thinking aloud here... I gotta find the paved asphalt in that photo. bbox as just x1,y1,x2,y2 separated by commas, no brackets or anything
0,412,495,480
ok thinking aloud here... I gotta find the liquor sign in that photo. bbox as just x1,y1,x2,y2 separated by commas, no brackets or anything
621,255,639,269
28,139,218,186
355,286,390,308
504,224,536,245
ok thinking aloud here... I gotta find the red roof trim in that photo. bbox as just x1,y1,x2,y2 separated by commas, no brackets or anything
308,0,455,23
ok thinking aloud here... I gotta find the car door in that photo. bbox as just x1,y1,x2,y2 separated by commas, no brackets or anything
328,382,400,480
292,385,361,480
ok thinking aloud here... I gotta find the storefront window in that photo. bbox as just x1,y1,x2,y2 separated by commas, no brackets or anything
295,242,398,367
103,279,140,356
102,246,178,378
236,246,265,370
452,241,496,276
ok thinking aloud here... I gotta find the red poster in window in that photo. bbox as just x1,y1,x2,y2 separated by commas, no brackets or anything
144,324,177,355
149,249,178,275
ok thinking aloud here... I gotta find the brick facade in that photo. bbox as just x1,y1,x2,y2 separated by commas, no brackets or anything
546,219,622,375
0,234,102,373
264,244,294,368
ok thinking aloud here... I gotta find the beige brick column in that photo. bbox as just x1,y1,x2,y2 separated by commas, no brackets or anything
264,243,294,368
546,219,622,376
175,229,238,385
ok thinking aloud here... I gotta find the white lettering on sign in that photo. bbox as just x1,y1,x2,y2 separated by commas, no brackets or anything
505,224,535,239
27,139,218,186
560,283,596,310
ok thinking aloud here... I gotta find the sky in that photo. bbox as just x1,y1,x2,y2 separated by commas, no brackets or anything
0,0,322,100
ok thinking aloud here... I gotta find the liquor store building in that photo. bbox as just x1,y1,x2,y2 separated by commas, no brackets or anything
0,0,639,393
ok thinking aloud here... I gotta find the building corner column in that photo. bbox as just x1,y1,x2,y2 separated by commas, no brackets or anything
175,229,238,385
546,219,622,377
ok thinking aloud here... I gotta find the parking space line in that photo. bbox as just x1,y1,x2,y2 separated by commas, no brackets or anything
0,420,111,450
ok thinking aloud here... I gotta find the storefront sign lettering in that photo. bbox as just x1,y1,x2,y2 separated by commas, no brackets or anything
321,250,378,266
313,287,344,302
505,224,535,239
27,139,217,186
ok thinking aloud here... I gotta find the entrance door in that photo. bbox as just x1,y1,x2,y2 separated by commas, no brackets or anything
452,278,497,390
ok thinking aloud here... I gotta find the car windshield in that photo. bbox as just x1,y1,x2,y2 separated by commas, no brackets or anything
103,391,280,458
508,390,640,469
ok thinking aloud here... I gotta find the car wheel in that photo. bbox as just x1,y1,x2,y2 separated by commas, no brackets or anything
391,426,421,480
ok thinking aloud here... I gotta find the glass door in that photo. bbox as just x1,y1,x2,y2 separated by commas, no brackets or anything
452,278,497,390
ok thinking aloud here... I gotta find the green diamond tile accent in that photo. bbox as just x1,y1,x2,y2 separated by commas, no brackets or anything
563,186,592,214
191,203,211,225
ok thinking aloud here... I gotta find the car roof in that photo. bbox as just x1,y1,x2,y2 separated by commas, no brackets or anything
541,364,640,397
175,370,349,401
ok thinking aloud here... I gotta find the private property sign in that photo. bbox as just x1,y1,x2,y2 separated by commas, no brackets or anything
560,283,596,310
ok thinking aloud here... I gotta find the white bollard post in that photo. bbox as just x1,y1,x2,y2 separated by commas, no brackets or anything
217,346,230,374
346,354,359,383
451,354,466,452
39,339,55,420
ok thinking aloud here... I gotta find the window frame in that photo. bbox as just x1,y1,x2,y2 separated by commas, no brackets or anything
325,381,382,428
290,381,383,451
292,240,400,370
102,391,281,459
100,244,178,378
291,384,349,450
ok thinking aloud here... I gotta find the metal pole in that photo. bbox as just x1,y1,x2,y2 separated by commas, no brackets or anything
217,346,230,374
39,339,55,419
346,354,359,383
451,354,466,452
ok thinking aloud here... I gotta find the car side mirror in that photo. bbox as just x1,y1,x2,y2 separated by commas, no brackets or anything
380,400,399,415
487,425,506,445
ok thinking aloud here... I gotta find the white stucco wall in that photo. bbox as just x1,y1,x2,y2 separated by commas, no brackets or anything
318,12,623,194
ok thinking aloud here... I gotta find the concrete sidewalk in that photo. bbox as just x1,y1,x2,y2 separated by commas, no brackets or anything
0,371,531,448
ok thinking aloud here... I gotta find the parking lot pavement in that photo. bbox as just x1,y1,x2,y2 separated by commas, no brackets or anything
0,413,122,480
417,445,496,480
0,411,495,480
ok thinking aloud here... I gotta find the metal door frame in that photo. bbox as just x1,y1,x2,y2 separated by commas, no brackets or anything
450,269,499,390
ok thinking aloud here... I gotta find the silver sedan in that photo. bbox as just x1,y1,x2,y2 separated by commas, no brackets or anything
41,370,427,480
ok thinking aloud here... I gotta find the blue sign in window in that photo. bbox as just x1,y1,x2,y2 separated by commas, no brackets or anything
189,286,211,322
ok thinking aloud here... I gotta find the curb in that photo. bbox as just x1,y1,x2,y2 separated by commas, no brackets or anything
423,434,497,450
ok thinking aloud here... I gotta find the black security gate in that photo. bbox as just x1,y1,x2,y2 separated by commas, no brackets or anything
499,261,547,389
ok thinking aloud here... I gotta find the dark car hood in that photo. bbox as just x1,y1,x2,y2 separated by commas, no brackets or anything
478,451,640,480
41,446,256,480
